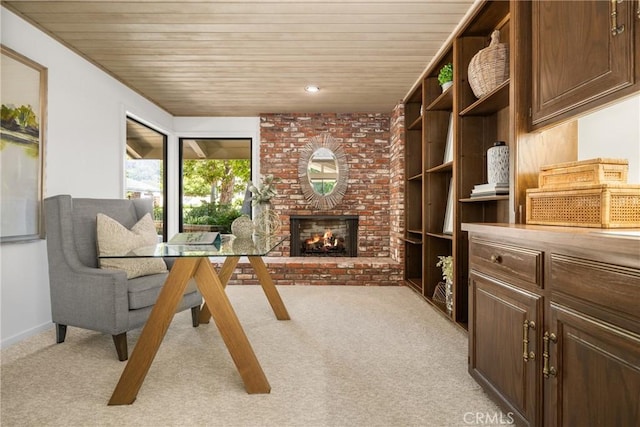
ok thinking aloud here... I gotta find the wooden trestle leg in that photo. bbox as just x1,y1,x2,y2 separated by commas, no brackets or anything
108,256,270,405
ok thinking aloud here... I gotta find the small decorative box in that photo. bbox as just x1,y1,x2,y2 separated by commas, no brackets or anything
538,158,628,189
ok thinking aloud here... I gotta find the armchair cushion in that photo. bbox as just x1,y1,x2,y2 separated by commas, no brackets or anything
96,212,167,279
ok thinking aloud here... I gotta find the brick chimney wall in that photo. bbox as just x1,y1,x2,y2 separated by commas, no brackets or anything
389,103,405,263
259,112,395,258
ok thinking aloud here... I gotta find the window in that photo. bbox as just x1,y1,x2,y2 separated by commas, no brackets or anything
178,138,252,233
125,117,167,240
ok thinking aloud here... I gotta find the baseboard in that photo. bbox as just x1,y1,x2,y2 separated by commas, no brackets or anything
1,322,54,350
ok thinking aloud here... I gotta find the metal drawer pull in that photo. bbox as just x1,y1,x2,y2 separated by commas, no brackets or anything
611,0,625,36
543,331,558,379
523,320,536,362
490,254,502,263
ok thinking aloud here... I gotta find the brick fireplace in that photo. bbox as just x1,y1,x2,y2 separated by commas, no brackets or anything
211,110,406,286
260,112,397,258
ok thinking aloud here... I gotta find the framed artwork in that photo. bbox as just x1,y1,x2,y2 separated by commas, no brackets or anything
1,45,48,243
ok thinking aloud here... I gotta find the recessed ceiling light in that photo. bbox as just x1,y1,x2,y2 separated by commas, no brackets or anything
305,85,320,93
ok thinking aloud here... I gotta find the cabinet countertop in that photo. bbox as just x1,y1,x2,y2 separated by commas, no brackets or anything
462,223,640,265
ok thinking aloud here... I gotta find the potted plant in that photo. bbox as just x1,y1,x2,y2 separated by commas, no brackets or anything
438,63,453,92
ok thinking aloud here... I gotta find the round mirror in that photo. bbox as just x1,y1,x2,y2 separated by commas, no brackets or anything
307,148,338,195
298,134,348,210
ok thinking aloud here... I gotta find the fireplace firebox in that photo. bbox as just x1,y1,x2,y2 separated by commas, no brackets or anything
290,215,358,257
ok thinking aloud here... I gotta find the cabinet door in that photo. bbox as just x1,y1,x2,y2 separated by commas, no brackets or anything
469,272,542,426
532,0,635,126
545,303,640,426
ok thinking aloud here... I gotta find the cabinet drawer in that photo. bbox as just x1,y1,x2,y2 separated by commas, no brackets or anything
550,254,640,331
469,238,543,287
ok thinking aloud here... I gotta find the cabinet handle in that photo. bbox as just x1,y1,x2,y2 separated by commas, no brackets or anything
543,331,558,379
490,254,502,263
637,0,640,19
611,0,626,36
522,320,536,362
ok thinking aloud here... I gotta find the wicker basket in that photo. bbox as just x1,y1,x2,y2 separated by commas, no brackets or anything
538,158,628,189
432,281,447,308
468,30,509,98
526,183,640,228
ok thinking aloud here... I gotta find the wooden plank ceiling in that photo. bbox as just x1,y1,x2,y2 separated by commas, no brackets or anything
3,0,477,117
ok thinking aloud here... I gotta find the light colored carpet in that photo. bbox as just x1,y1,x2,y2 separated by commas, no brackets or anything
1,285,502,427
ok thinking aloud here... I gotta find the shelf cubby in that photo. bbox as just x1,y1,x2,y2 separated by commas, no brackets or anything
403,0,514,330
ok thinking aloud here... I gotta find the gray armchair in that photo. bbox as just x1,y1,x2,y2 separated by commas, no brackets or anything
44,194,202,361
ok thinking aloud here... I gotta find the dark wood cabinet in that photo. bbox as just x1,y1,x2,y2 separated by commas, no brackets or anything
531,0,639,129
464,223,640,426
469,271,542,426
546,303,640,427
402,1,639,423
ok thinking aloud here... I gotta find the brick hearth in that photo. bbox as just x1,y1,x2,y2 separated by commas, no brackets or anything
211,256,402,287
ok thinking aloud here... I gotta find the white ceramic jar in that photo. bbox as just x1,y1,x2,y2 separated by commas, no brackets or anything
487,141,509,184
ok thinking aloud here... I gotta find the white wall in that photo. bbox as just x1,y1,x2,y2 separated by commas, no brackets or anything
578,94,640,183
0,9,264,348
0,8,171,347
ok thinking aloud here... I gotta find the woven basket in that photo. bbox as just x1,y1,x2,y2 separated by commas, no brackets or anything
526,183,640,228
468,30,509,98
432,282,447,308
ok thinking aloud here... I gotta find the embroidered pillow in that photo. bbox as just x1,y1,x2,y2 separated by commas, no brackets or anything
96,213,167,279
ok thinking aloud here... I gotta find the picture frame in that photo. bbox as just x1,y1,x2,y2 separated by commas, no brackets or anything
1,45,48,243
443,178,454,234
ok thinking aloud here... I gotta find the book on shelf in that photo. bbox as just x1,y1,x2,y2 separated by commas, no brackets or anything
472,182,508,192
443,178,454,234
167,231,221,245
471,182,509,198
470,190,509,198
443,113,454,164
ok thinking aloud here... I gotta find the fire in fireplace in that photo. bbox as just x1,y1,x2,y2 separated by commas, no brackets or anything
290,215,358,257
303,229,346,255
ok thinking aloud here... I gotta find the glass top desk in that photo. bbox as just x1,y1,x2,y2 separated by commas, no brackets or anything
101,235,289,405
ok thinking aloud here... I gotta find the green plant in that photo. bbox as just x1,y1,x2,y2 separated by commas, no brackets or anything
182,201,242,233
436,255,453,284
437,63,453,86
247,174,280,205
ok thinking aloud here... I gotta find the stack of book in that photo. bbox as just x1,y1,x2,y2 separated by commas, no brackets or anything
167,231,221,245
471,182,509,198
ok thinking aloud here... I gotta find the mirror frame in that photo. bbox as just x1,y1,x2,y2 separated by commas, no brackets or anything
298,133,348,210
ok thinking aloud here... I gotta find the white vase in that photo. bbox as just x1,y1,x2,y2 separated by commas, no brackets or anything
254,201,280,238
487,141,509,184
441,81,453,92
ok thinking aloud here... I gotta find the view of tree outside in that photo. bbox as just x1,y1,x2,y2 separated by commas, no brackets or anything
182,159,250,205
179,138,252,233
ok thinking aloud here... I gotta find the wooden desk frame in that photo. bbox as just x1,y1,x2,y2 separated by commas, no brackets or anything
108,255,289,405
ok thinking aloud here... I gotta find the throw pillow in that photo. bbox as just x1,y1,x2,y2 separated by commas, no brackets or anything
96,212,167,279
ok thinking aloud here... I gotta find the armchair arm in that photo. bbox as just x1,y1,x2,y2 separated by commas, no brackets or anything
48,263,130,335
